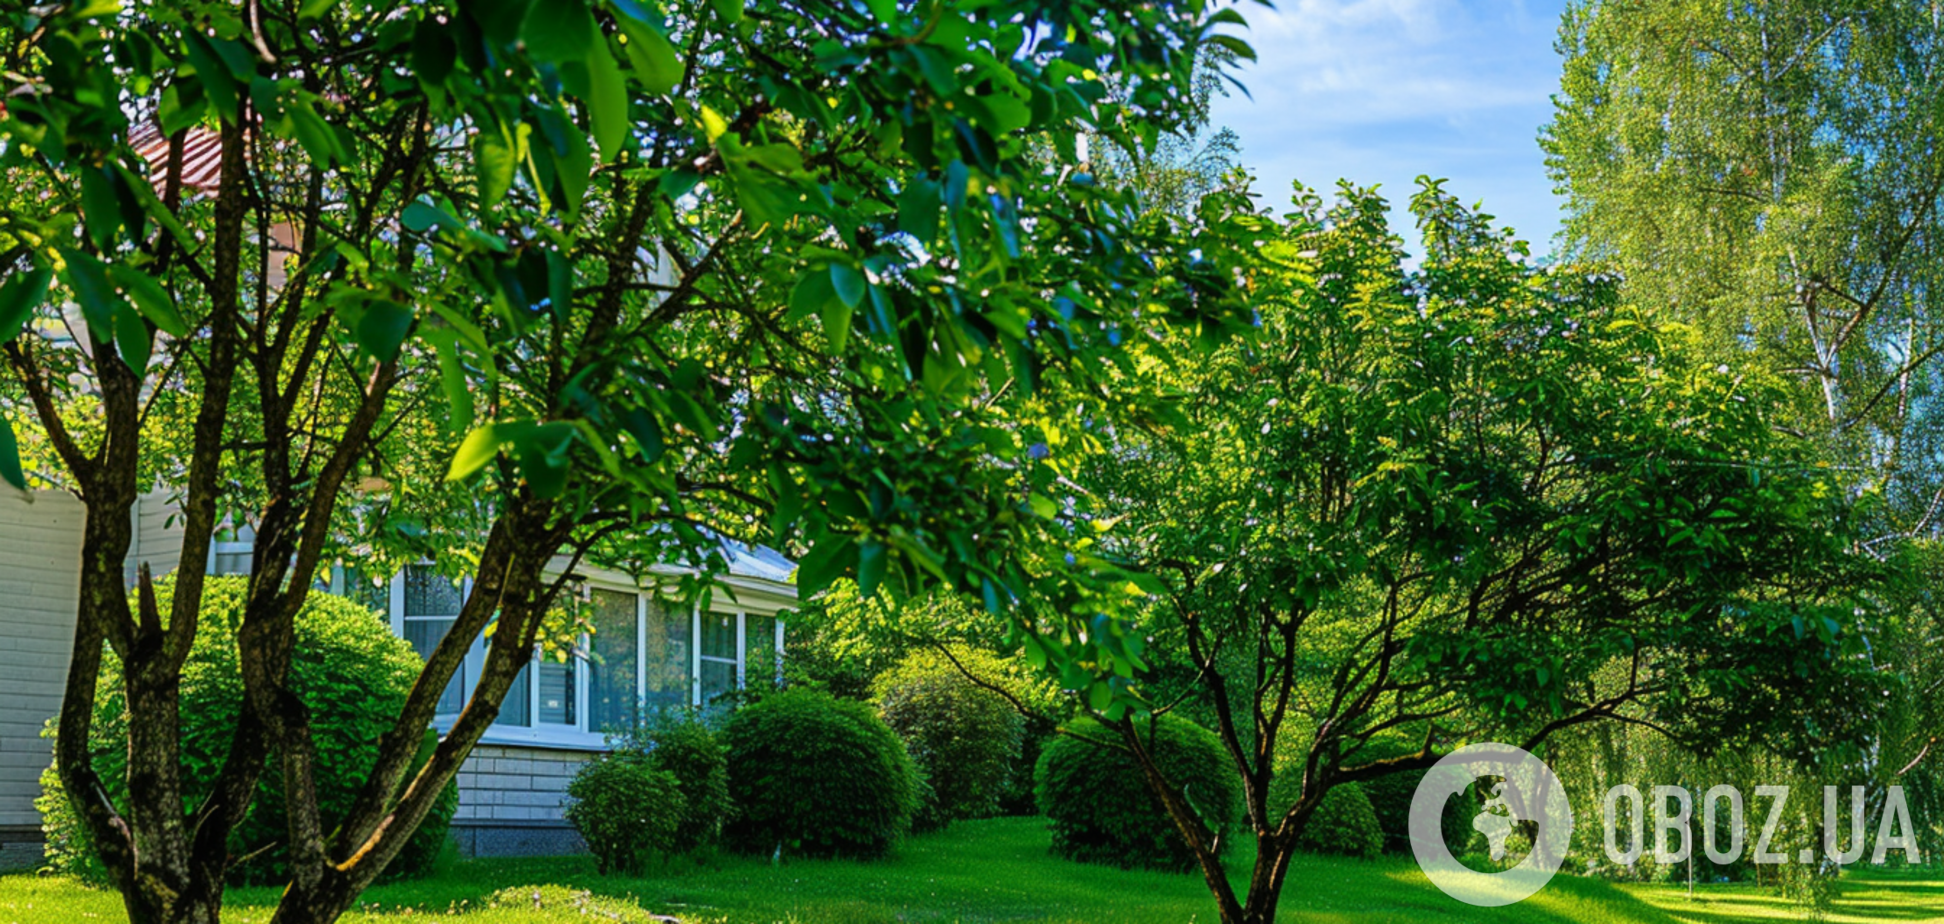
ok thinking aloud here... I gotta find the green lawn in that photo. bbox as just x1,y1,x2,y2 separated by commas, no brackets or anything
2,817,1938,923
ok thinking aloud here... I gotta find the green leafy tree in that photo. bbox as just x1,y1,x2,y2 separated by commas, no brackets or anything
1038,179,1877,924
1544,0,1944,528
1544,0,1944,867
0,0,1255,920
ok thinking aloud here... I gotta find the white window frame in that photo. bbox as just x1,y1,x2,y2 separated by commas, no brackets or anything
373,567,787,750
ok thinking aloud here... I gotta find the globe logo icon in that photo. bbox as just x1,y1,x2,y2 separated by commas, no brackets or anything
1408,742,1574,907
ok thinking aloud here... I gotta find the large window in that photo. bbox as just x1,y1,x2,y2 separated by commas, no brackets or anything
401,567,468,716
369,567,784,747
588,588,639,733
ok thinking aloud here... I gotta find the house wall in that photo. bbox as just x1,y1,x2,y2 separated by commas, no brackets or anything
0,490,86,869
450,745,592,858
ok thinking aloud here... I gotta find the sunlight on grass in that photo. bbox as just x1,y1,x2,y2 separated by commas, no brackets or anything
3,819,1941,923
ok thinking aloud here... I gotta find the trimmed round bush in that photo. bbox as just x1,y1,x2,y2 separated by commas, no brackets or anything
1294,782,1383,860
1351,736,1431,854
566,757,684,875
40,575,457,884
1035,715,1242,872
873,647,1023,830
621,715,732,854
721,689,917,859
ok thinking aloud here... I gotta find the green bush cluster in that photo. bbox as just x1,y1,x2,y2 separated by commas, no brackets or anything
721,689,917,859
39,576,456,884
1293,783,1383,860
565,757,684,875
612,713,733,855
1035,715,1241,872
873,647,1023,831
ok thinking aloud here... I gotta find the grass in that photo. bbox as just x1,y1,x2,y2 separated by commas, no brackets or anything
1,817,1938,923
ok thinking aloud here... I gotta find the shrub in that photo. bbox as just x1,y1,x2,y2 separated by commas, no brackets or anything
616,713,732,854
40,576,457,884
1351,736,1431,854
1035,715,1242,872
873,647,1023,829
721,689,917,859
565,757,684,875
1294,783,1383,860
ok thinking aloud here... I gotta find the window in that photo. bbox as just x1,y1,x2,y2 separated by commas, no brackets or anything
698,610,739,705
357,567,787,748
642,600,689,709
745,614,779,686
401,566,468,716
588,588,638,733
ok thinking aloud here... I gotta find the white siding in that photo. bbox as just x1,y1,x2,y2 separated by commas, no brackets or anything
453,745,590,824
131,491,183,580
0,490,85,829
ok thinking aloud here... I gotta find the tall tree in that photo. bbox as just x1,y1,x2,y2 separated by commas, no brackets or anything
1544,0,1944,847
1544,0,1944,533
0,0,1254,921
1038,179,1876,924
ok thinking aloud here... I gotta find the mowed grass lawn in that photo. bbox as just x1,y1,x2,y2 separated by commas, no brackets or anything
2,817,1939,923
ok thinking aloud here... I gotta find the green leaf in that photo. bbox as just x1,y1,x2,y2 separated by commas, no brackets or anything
1205,33,1257,63
113,301,151,374
107,265,188,337
788,269,838,321
60,249,124,343
553,121,594,218
356,299,414,361
1087,680,1111,712
474,125,518,210
438,339,474,435
830,263,866,308
863,0,898,25
897,176,941,241
411,16,458,87
522,0,598,63
470,0,535,44
710,0,744,25
794,534,850,598
617,21,683,96
180,31,241,123
856,539,888,596
81,165,124,252
0,413,23,490
0,266,54,345
586,43,629,164
621,408,664,463
447,423,502,481
402,198,462,234
288,101,346,167
821,296,853,354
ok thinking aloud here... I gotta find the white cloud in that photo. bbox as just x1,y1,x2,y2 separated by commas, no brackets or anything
1207,0,1571,251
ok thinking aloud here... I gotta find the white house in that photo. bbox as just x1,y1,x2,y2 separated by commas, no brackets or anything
0,488,795,866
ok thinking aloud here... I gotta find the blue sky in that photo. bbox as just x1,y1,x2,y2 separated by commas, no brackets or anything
1206,0,1572,256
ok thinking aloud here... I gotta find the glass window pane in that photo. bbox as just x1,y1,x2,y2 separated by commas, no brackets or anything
405,567,464,617
588,589,639,734
340,566,390,620
404,618,466,715
700,611,738,660
643,601,690,709
699,658,737,706
496,659,531,727
538,659,576,725
744,614,777,684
